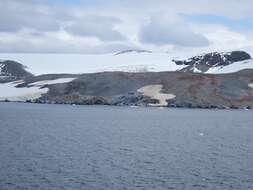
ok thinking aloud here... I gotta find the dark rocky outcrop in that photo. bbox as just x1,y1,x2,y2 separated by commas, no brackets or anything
0,60,33,82
173,51,251,72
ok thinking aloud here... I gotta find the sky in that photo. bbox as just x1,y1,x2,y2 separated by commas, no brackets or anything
0,0,253,54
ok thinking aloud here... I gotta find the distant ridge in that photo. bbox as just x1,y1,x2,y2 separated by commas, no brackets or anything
114,49,152,56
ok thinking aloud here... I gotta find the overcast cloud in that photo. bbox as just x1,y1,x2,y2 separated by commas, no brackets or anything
0,0,252,54
139,14,209,47
65,15,126,41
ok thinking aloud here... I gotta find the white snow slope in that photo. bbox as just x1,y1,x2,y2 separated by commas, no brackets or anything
0,78,75,101
0,52,189,75
0,52,252,75
206,59,253,74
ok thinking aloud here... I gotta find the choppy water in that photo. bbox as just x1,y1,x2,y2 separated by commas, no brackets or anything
0,103,253,190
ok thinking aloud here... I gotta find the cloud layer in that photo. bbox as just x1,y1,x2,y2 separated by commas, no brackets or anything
65,15,126,41
0,0,252,53
139,15,209,47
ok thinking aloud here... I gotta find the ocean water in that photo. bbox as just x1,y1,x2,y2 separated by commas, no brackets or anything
0,103,252,190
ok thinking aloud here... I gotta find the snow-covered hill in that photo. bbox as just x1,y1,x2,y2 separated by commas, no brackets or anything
0,50,252,75
0,52,185,75
0,78,75,101
206,59,253,74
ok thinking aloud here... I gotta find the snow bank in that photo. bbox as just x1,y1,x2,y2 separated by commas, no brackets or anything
29,78,76,86
0,78,75,101
0,81,48,101
206,59,253,74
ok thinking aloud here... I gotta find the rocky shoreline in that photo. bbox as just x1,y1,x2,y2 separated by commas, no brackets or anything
1,99,252,110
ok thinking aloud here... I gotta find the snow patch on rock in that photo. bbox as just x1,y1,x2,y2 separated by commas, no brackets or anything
138,85,176,106
29,78,76,86
248,83,253,88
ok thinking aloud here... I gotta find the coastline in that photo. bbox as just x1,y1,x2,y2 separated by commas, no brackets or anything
1,100,251,110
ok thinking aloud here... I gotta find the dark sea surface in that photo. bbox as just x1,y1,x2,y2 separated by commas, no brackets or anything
0,102,253,190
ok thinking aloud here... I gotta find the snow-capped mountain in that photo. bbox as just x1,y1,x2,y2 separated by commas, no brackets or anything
0,50,252,75
172,51,253,74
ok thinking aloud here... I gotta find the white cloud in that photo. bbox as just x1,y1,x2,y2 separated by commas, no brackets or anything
0,0,63,32
65,15,126,42
0,0,252,53
139,14,209,47
92,0,253,19
0,30,136,54
191,24,253,52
